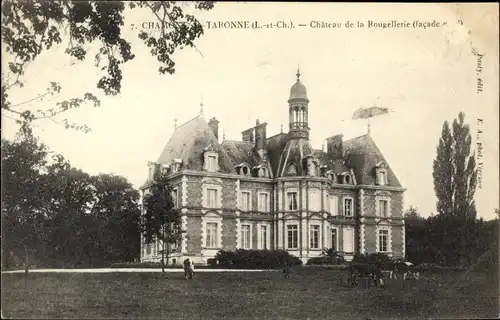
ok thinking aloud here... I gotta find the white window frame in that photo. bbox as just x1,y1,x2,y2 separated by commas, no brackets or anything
287,192,298,211
330,227,339,251
257,223,271,250
375,195,391,217
203,151,219,172
240,223,252,249
286,224,299,249
309,224,321,249
258,191,270,212
206,222,219,248
172,188,179,209
202,213,222,250
376,226,391,253
329,195,339,215
342,226,355,253
343,197,354,217
207,188,218,208
308,189,321,211
240,190,252,211
202,178,223,209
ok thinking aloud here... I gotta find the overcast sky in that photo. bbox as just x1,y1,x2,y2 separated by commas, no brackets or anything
2,3,499,219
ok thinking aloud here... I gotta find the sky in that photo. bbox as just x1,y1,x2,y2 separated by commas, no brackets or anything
2,3,499,219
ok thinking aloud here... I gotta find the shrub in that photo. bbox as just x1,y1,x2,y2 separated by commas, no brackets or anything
214,249,302,269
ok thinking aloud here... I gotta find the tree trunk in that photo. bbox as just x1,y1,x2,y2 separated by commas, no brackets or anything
24,245,29,274
161,240,165,274
165,243,170,267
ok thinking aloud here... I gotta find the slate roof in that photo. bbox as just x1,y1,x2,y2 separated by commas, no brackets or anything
343,134,402,187
313,150,351,173
156,115,234,173
266,133,288,177
220,140,262,168
154,116,401,188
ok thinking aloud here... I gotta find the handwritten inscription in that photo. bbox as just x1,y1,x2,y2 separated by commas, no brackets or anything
476,119,483,189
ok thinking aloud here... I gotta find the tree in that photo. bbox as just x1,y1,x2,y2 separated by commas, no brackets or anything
90,174,141,265
1,1,215,131
2,132,142,269
142,173,184,273
1,132,50,270
432,112,477,219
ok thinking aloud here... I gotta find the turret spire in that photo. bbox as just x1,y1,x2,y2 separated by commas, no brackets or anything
296,65,300,81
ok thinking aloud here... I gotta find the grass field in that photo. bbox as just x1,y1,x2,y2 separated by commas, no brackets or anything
1,267,498,319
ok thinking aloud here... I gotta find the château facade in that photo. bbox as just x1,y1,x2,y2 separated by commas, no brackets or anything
140,70,406,265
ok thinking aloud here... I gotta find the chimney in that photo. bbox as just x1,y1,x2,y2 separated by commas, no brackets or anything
242,127,254,143
208,117,220,140
326,134,343,159
254,120,268,158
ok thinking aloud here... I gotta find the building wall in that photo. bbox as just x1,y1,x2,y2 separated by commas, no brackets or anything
141,172,406,264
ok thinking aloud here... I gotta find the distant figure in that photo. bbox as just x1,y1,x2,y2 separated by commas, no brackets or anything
282,260,290,279
183,258,194,280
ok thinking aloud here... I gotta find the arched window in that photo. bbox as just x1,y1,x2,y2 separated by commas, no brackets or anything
344,174,351,184
260,167,267,177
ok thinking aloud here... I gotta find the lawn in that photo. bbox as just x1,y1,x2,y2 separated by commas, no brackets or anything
1,267,497,319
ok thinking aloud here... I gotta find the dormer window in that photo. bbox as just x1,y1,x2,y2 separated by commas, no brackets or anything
203,146,219,173
287,163,297,176
161,165,170,175
344,174,351,184
207,156,217,171
260,167,267,177
172,159,182,173
236,163,251,176
327,171,337,183
375,162,389,186
242,165,249,176
254,165,269,178
379,171,387,185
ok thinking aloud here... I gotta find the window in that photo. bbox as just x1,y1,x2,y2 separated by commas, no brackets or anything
241,224,251,249
309,190,321,211
207,189,218,208
241,165,250,176
344,174,351,184
259,225,268,249
287,225,298,249
287,192,298,211
207,155,217,172
258,193,269,212
344,198,353,216
379,171,387,185
241,191,251,211
378,200,388,217
331,228,338,251
258,167,268,177
343,227,354,253
378,229,388,252
171,188,179,208
287,164,297,175
206,222,218,248
329,196,338,215
310,225,320,249
146,244,151,254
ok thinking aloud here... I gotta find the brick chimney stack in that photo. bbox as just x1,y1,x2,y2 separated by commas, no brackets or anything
254,119,267,158
208,117,220,140
326,134,343,159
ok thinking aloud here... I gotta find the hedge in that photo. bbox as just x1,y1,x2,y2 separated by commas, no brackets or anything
214,249,302,269
306,256,345,265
